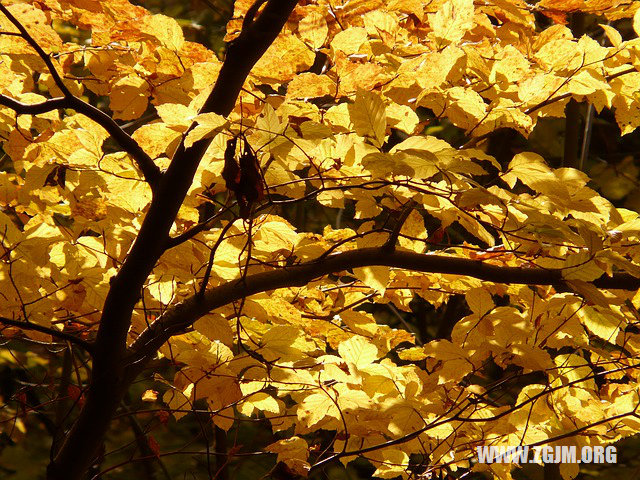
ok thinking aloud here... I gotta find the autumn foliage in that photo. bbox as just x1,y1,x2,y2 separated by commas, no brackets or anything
2,0,640,479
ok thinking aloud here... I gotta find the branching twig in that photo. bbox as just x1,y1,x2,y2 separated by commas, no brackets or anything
525,67,636,115
0,6,161,188
165,203,234,250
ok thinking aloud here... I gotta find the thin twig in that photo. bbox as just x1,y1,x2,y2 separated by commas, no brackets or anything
383,200,418,251
199,220,236,297
165,203,235,250
0,316,94,353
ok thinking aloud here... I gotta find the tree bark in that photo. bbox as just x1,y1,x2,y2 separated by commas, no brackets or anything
45,2,299,478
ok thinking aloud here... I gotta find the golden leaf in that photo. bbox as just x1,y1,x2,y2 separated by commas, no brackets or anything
429,0,474,46
348,89,387,147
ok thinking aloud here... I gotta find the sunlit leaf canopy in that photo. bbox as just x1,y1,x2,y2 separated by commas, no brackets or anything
2,0,640,478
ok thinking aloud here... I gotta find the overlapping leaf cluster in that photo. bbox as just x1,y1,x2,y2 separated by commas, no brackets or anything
2,0,640,478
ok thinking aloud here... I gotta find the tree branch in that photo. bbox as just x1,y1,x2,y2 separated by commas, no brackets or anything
66,96,161,187
0,95,68,114
0,3,72,98
200,0,298,116
382,200,418,251
0,316,94,353
126,247,640,369
525,67,636,116
0,94,161,186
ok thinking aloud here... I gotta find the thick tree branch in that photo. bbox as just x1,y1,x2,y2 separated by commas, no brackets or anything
200,0,298,116
46,2,299,479
563,99,581,168
127,247,640,369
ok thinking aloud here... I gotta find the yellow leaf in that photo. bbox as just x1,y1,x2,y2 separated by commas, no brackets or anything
349,89,387,147
331,26,368,55
508,344,554,372
399,210,428,252
412,46,466,90
142,390,158,402
141,14,184,51
0,4,62,52
553,354,596,390
199,374,242,431
568,69,608,96
253,215,298,253
502,152,569,200
340,310,379,337
287,72,336,99
355,196,383,219
562,251,604,281
361,152,406,179
250,296,304,325
429,0,474,46
109,75,149,121
421,87,488,131
566,280,611,307
266,436,308,461
156,103,196,130
363,10,399,46
240,392,282,416
389,0,425,21
610,73,640,135
298,392,338,427
600,24,622,48
397,346,428,361
371,449,409,479
132,123,182,159
353,266,389,292
338,335,379,369
254,104,284,146
184,113,227,148
423,340,473,384
576,306,621,342
261,325,315,361
252,34,315,83
466,288,494,315
163,385,193,421
102,175,152,212
0,211,22,246
299,11,328,49
194,314,234,347
385,103,419,134
324,102,351,130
